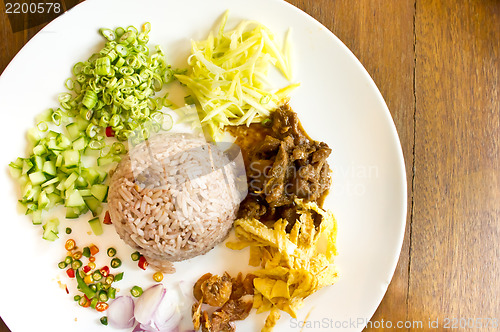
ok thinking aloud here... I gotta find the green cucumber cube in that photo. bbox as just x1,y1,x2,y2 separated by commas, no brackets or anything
62,150,80,167
28,171,47,186
91,184,108,202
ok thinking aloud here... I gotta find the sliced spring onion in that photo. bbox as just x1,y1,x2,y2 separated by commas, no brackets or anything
9,23,178,237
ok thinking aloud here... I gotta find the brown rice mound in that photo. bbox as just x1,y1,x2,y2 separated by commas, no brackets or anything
107,133,241,273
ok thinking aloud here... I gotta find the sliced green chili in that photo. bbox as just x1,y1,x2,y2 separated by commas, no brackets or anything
110,258,122,268
76,269,96,299
130,286,143,297
92,270,103,282
131,251,141,261
72,259,83,270
107,247,117,257
98,290,109,302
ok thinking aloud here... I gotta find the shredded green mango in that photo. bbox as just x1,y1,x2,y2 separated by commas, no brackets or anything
176,11,299,139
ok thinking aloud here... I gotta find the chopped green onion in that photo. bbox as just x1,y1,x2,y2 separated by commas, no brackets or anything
100,316,108,326
37,121,48,132
99,28,116,41
9,23,180,235
65,227,72,234
95,57,111,76
82,90,98,109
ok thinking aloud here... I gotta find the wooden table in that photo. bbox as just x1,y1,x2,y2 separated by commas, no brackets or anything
1,0,498,331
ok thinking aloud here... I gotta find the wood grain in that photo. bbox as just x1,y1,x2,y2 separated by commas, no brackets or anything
1,0,499,331
284,1,416,330
410,0,500,329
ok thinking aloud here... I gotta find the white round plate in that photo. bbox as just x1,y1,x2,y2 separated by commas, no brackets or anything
0,0,406,331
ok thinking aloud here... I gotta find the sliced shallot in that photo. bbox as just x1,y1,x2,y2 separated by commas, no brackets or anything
107,296,135,329
134,284,166,325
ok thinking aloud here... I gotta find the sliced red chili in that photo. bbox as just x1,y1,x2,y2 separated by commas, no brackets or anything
100,266,110,277
138,256,148,270
103,211,112,225
79,295,91,308
105,126,115,137
95,302,109,312
65,239,76,251
83,265,92,274
66,268,75,278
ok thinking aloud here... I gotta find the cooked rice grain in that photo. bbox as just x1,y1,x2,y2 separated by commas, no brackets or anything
108,133,241,273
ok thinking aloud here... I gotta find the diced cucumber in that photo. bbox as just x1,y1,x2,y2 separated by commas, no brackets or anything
45,130,59,140
41,177,59,187
65,189,86,207
43,230,58,241
84,196,103,217
42,218,59,241
47,138,61,151
33,144,47,156
56,133,72,150
8,164,22,179
72,136,87,151
33,155,44,171
56,179,65,192
66,122,82,140
42,160,57,176
65,207,79,219
81,168,100,185
63,172,79,189
55,154,63,167
88,217,103,236
75,175,88,188
62,150,80,167
91,184,108,202
38,191,50,209
97,156,115,166
27,127,42,145
47,193,63,209
79,189,92,197
44,184,55,194
31,209,43,225
11,157,24,168
75,118,90,131
24,202,37,213
28,171,47,186
22,158,34,174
